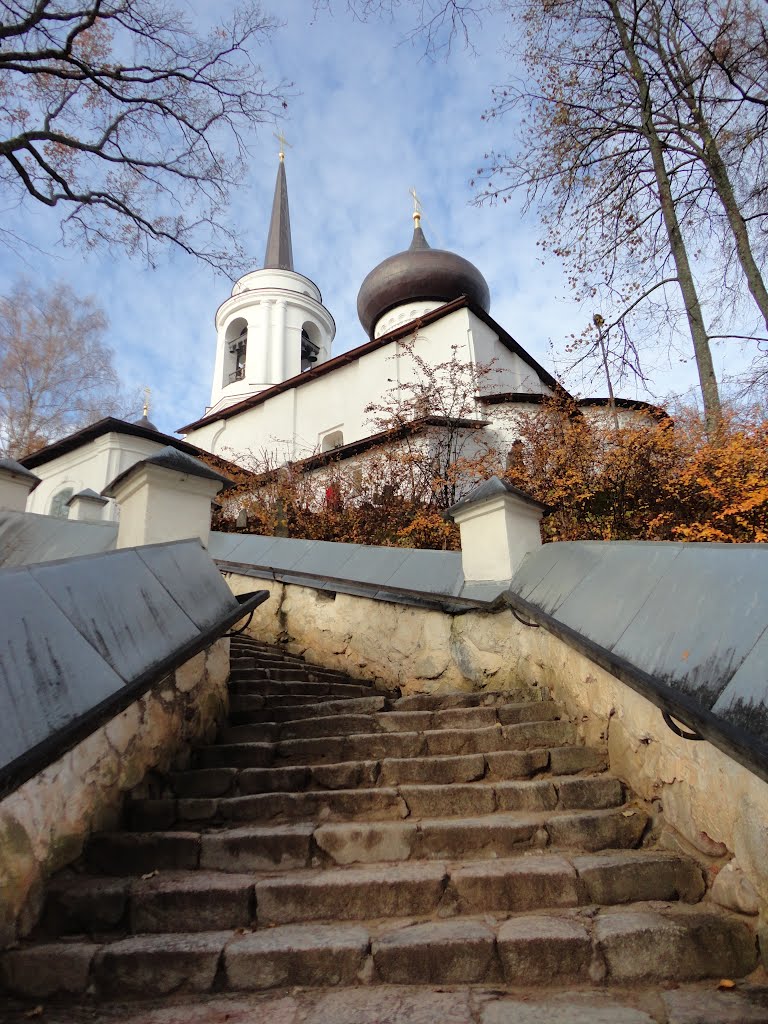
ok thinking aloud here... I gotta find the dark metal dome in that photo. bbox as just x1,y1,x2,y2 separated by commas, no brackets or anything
357,223,491,339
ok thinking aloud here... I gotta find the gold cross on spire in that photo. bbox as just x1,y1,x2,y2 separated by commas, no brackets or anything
274,129,292,162
409,187,422,228
142,385,151,419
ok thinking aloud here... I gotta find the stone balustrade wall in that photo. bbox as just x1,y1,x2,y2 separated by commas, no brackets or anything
0,639,230,946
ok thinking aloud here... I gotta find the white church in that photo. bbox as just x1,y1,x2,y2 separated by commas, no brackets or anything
16,152,653,521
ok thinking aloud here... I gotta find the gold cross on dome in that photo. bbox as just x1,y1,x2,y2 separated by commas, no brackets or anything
142,385,151,418
274,129,292,162
409,187,423,226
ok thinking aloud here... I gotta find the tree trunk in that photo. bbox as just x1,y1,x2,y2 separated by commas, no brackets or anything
606,0,722,432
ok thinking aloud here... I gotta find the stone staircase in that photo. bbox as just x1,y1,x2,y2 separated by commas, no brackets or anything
0,635,760,1011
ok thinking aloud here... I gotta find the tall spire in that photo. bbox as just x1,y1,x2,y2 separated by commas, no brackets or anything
263,149,294,272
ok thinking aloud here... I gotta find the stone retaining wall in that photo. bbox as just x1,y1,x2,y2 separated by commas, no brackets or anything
225,573,768,929
0,639,230,946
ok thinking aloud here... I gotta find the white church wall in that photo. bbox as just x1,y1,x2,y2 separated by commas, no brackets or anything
25,433,177,520
187,304,559,473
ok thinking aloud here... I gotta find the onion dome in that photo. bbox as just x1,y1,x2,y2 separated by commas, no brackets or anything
357,213,491,339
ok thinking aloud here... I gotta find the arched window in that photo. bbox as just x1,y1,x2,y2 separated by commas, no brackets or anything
223,318,248,386
321,430,344,452
301,321,320,371
49,488,73,519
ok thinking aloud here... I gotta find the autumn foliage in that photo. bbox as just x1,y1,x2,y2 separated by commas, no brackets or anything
213,394,767,549
504,397,768,544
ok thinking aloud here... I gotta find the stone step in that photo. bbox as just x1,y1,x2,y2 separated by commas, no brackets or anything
224,702,563,738
196,720,578,771
226,678,375,699
39,849,702,940
1,902,758,999
126,776,629,830
229,691,541,720
87,808,649,876
228,694,388,721
229,664,374,686
215,720,577,764
168,746,608,797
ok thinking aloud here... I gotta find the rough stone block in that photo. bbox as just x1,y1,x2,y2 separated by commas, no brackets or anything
557,777,623,810
432,707,498,730
310,760,380,790
43,876,128,934
169,769,238,798
546,808,648,852
496,702,560,725
662,988,768,1023
502,721,575,749
86,831,201,875
450,856,579,913
93,932,228,995
343,732,424,761
255,863,447,925
305,986,476,1024
378,754,485,786
225,923,369,989
129,872,252,933
126,798,177,830
399,783,496,818
198,742,275,769
484,749,550,779
376,712,433,733
548,746,608,775
497,915,591,982
201,825,313,871
276,737,345,763
573,851,705,906
482,1000,656,1023
238,766,309,794
495,780,558,812
425,726,505,756
414,814,538,860
221,787,408,824
711,861,761,916
314,821,417,865
594,908,758,982
373,919,496,983
0,942,97,997
279,715,379,741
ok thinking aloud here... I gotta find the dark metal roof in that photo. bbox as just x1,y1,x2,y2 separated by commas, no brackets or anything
180,296,564,433
263,159,294,271
447,475,547,517
102,446,234,497
66,488,108,506
19,416,246,477
357,224,491,339
133,414,159,431
0,458,41,489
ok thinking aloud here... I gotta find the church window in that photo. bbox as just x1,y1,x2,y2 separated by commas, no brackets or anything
50,487,73,519
321,430,344,452
224,319,248,386
301,321,320,371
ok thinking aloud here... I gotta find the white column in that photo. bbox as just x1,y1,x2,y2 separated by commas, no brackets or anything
448,476,545,582
270,299,287,383
256,300,271,383
0,460,40,512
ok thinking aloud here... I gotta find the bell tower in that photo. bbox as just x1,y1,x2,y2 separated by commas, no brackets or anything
208,142,336,415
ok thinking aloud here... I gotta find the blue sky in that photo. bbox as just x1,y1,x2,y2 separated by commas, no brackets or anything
0,0,756,436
